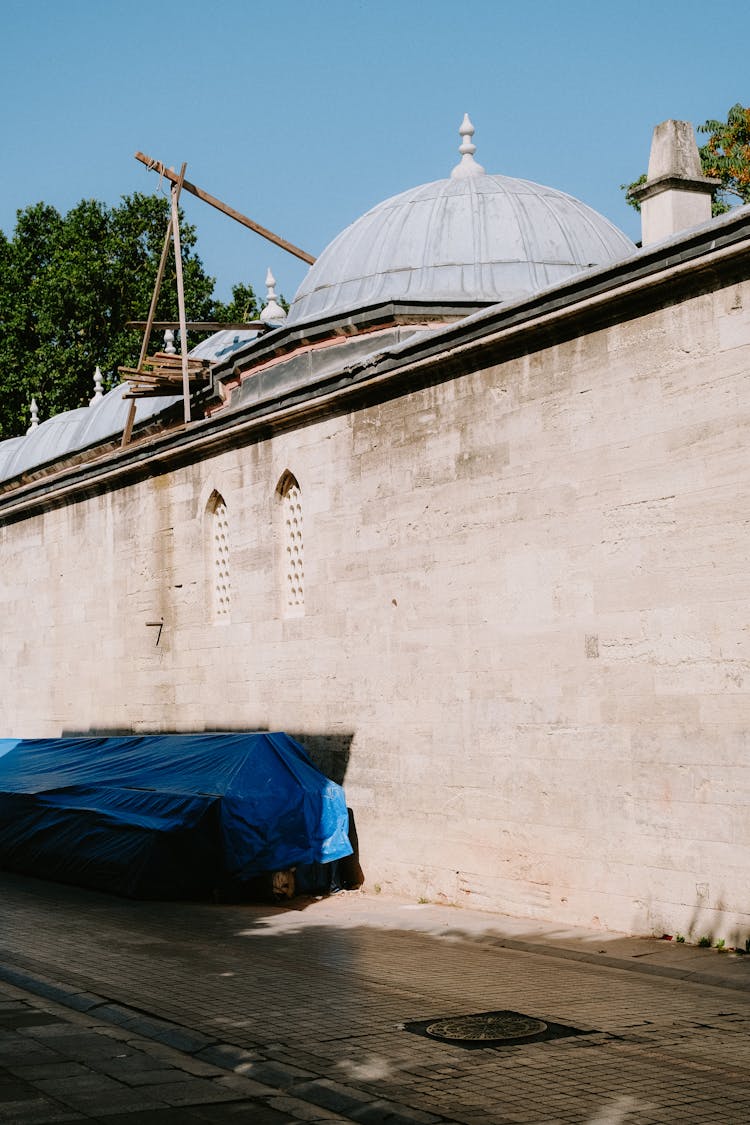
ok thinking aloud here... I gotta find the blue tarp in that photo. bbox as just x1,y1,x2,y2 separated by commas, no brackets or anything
0,732,352,898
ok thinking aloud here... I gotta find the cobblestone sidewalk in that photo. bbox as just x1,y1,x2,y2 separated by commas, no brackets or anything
0,977,375,1124
2,876,750,1124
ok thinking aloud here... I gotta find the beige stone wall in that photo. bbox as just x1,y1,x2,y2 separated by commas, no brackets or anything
2,279,750,942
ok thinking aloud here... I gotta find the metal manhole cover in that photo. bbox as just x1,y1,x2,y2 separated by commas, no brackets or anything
425,1012,547,1043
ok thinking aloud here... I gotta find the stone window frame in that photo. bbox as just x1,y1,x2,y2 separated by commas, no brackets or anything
276,470,304,618
205,489,231,624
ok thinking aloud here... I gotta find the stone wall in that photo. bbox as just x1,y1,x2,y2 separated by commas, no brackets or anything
2,277,750,942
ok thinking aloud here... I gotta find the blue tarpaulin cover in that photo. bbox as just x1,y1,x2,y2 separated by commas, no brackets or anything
0,733,352,898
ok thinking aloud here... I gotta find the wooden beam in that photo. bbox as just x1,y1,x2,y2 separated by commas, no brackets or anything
125,320,267,331
123,390,186,399
135,151,316,265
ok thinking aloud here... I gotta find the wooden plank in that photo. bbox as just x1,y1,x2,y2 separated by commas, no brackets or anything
141,360,206,373
135,151,316,265
125,320,266,331
123,390,184,399
118,366,206,382
150,351,208,364
119,371,179,384
125,382,208,396
132,369,210,381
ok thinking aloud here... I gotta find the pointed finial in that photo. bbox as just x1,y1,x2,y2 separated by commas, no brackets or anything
90,365,104,406
259,267,287,325
163,328,176,355
451,113,486,179
27,397,39,433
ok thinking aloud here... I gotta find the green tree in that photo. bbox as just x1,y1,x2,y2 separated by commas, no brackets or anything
212,282,260,324
622,103,750,216
699,103,750,211
0,193,250,440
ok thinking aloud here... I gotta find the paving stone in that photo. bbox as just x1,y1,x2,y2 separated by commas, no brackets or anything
87,1049,186,1078
348,1097,446,1123
102,1067,200,1088
235,1058,318,1088
0,1080,41,1101
289,1077,377,1114
98,1110,209,1124
0,1012,67,1030
145,1076,248,1107
35,1071,167,1107
213,1071,284,1097
0,1097,86,1124
194,1042,260,1070
0,1041,63,1065
185,1101,296,1123
264,1094,359,1121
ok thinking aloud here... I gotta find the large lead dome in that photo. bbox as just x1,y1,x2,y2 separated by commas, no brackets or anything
288,116,635,327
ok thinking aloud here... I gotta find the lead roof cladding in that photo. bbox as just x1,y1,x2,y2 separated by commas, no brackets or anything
0,118,636,482
0,330,260,484
287,116,635,327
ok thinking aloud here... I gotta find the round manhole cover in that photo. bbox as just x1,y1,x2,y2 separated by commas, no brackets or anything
425,1012,547,1043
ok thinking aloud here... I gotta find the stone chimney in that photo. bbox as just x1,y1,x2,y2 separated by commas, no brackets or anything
630,120,720,245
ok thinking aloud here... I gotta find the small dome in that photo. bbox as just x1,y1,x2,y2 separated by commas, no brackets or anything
0,384,181,483
288,124,635,326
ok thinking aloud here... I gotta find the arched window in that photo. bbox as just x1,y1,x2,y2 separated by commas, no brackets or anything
206,490,231,622
277,472,304,616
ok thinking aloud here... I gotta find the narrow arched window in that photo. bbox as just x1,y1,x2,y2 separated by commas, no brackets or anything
277,472,304,616
207,490,231,622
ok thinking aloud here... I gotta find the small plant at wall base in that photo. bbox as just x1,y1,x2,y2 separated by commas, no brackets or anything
675,934,685,943
715,939,726,951
698,936,712,947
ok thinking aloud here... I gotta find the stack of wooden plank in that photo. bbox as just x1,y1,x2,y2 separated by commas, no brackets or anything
119,352,211,399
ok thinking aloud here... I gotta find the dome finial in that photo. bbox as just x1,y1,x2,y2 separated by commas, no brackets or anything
90,365,104,406
451,113,485,179
260,267,287,325
27,397,39,433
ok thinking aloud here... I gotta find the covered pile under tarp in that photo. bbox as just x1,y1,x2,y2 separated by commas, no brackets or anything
0,732,353,898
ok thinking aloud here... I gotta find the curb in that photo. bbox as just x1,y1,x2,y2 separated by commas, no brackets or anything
0,960,452,1125
443,932,750,993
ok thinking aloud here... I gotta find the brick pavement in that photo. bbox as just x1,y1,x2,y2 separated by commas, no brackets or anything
0,976,353,1123
1,873,750,1124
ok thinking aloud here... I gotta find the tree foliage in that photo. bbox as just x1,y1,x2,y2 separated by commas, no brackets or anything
0,194,259,440
622,103,750,216
699,103,750,210
212,283,262,324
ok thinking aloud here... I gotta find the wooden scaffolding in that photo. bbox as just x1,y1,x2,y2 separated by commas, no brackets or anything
119,154,315,446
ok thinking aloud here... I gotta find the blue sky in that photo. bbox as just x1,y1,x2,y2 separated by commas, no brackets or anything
1,0,748,305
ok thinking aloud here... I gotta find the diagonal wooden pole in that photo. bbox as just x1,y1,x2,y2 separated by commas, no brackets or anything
121,216,174,447
169,163,191,425
135,151,315,265
121,164,188,444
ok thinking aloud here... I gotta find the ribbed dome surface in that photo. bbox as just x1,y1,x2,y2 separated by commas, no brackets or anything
288,173,635,326
0,386,181,483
